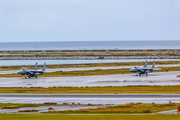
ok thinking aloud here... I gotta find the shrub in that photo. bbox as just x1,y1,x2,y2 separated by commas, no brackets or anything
77,103,81,105
2,106,19,109
62,102,68,106
48,107,54,111
18,109,39,112
44,102,57,105
143,110,151,113
87,103,94,106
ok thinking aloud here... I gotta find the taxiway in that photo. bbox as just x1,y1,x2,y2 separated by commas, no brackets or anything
0,71,180,87
0,94,179,104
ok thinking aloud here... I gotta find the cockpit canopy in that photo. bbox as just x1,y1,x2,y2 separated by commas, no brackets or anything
21,68,27,70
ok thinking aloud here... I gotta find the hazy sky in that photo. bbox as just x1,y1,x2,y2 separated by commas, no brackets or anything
0,0,180,42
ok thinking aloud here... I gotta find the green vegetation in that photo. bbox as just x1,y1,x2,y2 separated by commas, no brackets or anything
45,102,180,114
0,103,39,109
0,114,180,120
1,61,180,71
1,86,180,94
1,49,180,57
0,102,58,109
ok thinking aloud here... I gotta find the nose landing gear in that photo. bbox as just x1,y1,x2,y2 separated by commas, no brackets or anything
136,72,138,76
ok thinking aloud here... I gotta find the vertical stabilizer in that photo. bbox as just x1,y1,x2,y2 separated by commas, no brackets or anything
34,62,38,70
144,60,147,68
42,62,46,71
152,60,155,68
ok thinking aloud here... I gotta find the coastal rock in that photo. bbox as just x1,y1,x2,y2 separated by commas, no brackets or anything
0,56,180,60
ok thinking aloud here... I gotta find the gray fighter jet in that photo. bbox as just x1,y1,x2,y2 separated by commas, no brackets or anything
129,60,155,76
17,62,46,78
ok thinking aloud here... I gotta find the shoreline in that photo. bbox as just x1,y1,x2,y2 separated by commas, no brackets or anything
0,49,179,60
0,49,180,52
0,56,180,60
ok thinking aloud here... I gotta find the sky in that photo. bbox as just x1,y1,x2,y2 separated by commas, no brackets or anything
0,0,180,42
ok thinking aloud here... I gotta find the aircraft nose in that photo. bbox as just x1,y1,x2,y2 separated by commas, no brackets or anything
129,68,135,72
17,71,21,74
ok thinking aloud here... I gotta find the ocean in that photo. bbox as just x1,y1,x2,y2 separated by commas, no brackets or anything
0,40,179,51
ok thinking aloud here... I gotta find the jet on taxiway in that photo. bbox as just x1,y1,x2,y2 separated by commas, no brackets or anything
17,62,46,78
129,60,155,76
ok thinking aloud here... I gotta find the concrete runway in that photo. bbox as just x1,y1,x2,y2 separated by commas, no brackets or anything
1,94,180,98
0,71,180,87
0,94,180,104
158,110,179,114
1,64,180,74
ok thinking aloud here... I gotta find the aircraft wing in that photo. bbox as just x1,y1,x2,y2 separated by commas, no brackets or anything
25,71,34,75
138,68,154,72
141,68,154,70
154,68,161,70
142,68,161,70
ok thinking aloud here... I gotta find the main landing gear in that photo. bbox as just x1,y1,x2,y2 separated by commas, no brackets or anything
24,75,37,79
136,73,148,77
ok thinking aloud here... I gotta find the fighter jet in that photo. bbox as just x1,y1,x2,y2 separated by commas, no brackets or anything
17,62,46,78
129,60,155,76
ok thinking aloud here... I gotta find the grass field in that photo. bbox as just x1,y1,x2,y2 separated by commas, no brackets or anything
0,103,39,109
0,103,58,109
45,102,180,114
1,86,180,94
0,66,179,77
2,49,180,58
0,61,180,71
1,114,180,120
